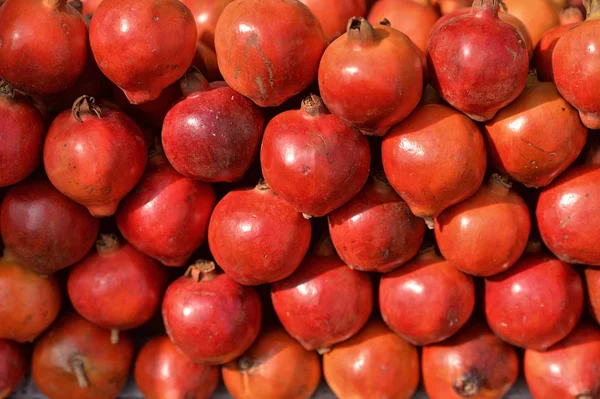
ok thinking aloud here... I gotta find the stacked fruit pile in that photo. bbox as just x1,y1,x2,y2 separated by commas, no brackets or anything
1,0,599,398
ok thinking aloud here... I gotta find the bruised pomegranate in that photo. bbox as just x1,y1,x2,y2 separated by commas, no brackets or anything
503,0,560,46
180,0,233,49
0,340,26,399
32,313,134,399
0,180,100,275
427,0,529,121
222,327,322,399
534,22,580,82
135,335,220,399
162,261,262,364
300,0,367,42
585,268,600,324
214,0,327,107
323,320,420,399
381,104,487,228
422,321,519,399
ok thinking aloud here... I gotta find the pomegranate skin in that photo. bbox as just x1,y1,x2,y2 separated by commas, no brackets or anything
0,339,26,399
208,184,311,285
0,180,100,275
422,321,519,399
323,320,420,399
214,0,327,107
427,0,529,122
533,23,579,82
0,253,62,343
162,263,262,365
89,0,197,104
381,104,487,226
180,0,233,49
328,175,426,273
485,254,584,350
134,335,220,399
585,268,600,324
0,0,87,95
300,0,367,42
43,97,148,217
484,79,588,188
525,323,600,399
537,165,600,265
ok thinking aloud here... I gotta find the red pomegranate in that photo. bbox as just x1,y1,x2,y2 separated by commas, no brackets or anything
0,339,26,399
300,0,367,42
0,179,100,275
503,0,560,47
180,0,233,49
261,95,370,218
135,335,220,399
214,0,327,107
381,104,487,228
32,313,134,399
586,268,600,324
0,81,46,188
162,261,262,364
43,96,148,217
89,0,197,104
534,23,580,82
427,0,529,121
422,320,519,399
0,0,87,95
323,320,420,399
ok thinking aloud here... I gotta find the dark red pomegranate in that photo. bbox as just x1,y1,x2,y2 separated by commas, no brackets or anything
0,339,26,399
381,104,487,228
300,0,367,42
0,180,100,275
89,0,197,104
214,0,327,107
0,0,87,95
261,95,370,218
422,320,519,399
135,335,220,399
427,0,529,121
180,0,232,49
534,23,579,82
162,261,262,364
32,313,134,399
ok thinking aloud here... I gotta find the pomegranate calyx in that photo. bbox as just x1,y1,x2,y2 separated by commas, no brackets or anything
185,260,217,282
180,67,210,97
0,80,15,99
424,216,435,230
453,370,482,397
238,357,253,371
490,173,512,195
585,0,600,20
255,179,270,191
69,354,89,389
377,18,392,27
95,234,121,254
316,347,331,355
301,94,326,117
346,17,376,45
471,0,504,16
72,95,102,123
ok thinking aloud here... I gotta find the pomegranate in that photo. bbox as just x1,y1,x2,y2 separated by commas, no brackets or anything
427,0,529,122
0,179,100,275
0,339,26,399
89,0,197,104
0,0,87,95
525,322,600,399
162,261,262,364
300,0,367,42
135,335,220,399
560,6,584,24
503,0,560,46
111,82,181,129
222,327,322,399
533,23,579,82
32,313,134,399
43,96,148,217
180,0,233,49
381,104,487,228
214,0,327,107
422,321,519,399
0,81,46,188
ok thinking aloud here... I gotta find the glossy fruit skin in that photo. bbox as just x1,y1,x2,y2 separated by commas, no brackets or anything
300,0,367,42
32,313,134,399
323,320,420,399
135,335,220,399
534,24,577,82
0,339,26,399
222,327,322,399
379,249,475,346
422,321,519,399
328,176,426,273
0,180,100,275
381,104,487,223
0,0,88,95
89,0,197,104
525,323,600,399
503,0,560,46
485,254,583,350
180,0,233,49
0,253,62,342
585,268,600,324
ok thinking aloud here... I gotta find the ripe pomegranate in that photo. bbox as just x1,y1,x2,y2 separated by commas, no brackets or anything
427,0,529,122
381,104,487,228
0,0,87,95
534,23,579,82
485,253,583,350
0,180,100,275
43,96,148,217
319,18,423,136
0,340,26,399
162,261,262,364
560,6,584,24
0,81,46,188
323,320,420,399
180,0,233,49
32,313,134,399
89,0,197,104
162,70,265,183
222,327,322,399
422,321,519,399
503,0,560,46
300,0,367,42
525,323,600,399
135,335,220,399
214,0,327,107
